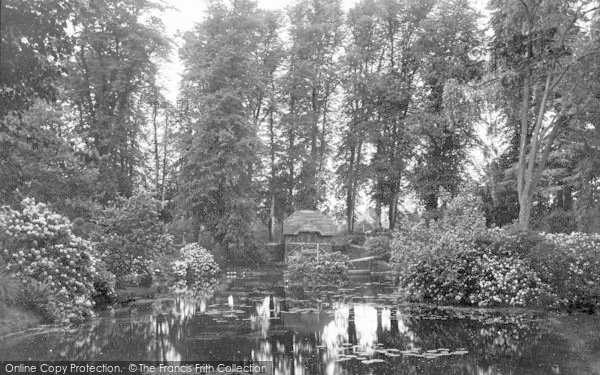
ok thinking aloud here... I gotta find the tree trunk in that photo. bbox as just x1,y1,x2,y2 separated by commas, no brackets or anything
269,194,276,242
375,200,382,230
269,109,276,242
346,143,356,233
152,92,160,197
351,139,363,232
516,64,532,231
388,190,398,230
518,195,532,230
161,109,169,207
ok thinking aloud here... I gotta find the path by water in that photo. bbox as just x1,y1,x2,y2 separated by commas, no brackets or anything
1,267,600,374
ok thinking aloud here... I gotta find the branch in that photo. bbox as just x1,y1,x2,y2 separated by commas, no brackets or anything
532,115,569,189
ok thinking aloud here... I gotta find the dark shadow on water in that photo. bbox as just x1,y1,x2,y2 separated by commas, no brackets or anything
2,267,600,374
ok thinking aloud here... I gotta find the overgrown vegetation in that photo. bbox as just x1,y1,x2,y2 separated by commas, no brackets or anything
364,235,392,261
90,193,174,277
0,198,98,322
391,192,600,309
288,252,350,285
171,243,221,290
1,0,600,336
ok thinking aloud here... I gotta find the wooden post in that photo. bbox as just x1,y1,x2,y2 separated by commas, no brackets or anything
317,243,319,263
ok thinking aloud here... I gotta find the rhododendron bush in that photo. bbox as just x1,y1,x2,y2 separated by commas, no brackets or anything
391,192,486,277
171,243,220,290
0,198,98,321
288,251,349,285
531,233,600,307
391,192,600,308
402,246,553,307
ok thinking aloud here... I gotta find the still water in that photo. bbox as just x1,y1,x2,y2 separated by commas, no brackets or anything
2,268,600,374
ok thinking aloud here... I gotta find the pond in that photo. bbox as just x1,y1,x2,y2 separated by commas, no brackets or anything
2,267,600,374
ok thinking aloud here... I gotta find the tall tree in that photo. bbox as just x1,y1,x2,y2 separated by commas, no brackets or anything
142,82,176,205
369,0,434,229
282,0,343,210
411,0,482,219
338,0,381,232
0,0,77,204
68,0,170,201
490,0,600,230
252,10,285,241
178,0,270,252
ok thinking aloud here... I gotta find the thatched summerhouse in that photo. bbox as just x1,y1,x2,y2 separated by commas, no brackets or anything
283,210,338,262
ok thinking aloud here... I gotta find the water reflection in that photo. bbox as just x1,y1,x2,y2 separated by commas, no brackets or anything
1,269,600,375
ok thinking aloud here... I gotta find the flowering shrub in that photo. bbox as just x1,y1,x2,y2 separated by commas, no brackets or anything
391,192,486,276
393,196,600,309
171,243,220,290
288,251,349,285
392,192,556,308
402,247,552,307
92,193,173,277
0,198,98,321
530,232,600,308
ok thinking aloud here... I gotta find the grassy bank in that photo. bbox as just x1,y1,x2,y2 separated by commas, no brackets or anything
0,303,42,337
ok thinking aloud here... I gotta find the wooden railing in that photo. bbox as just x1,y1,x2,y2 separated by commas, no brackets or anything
286,242,333,262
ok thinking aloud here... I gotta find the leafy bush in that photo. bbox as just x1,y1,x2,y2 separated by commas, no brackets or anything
542,209,577,234
91,263,117,308
402,247,552,307
475,230,600,308
171,243,221,290
530,233,600,308
0,198,97,321
139,274,153,288
17,280,62,323
475,228,546,258
392,193,555,307
364,234,391,260
391,192,486,277
0,270,19,306
92,193,173,276
288,251,349,285
392,190,600,308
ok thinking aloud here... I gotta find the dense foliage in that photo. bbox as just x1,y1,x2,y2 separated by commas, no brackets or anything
0,198,98,321
177,1,265,253
401,244,553,307
91,193,173,277
522,232,600,308
1,0,600,332
288,251,349,285
392,193,600,308
391,191,486,276
364,235,392,261
171,243,221,290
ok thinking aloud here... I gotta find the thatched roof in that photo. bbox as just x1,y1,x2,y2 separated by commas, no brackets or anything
283,210,338,236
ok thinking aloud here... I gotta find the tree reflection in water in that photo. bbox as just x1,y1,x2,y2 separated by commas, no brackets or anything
1,271,599,375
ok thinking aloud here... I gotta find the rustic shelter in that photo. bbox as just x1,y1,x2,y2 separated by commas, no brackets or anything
283,210,338,262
